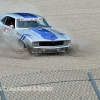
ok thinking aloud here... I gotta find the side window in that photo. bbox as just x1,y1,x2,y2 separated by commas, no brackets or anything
1,17,7,24
1,16,15,28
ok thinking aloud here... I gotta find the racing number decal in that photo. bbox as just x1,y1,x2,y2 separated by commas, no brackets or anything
3,27,11,36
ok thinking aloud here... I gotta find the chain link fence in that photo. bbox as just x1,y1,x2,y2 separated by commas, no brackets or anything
0,69,100,100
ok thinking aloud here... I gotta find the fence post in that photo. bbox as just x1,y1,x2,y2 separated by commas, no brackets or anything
0,82,6,100
88,72,100,100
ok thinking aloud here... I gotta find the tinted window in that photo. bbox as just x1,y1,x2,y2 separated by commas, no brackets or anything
1,16,15,28
1,17,7,24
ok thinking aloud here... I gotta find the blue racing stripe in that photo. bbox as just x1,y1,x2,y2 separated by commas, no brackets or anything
30,28,58,40
15,13,38,18
20,34,31,41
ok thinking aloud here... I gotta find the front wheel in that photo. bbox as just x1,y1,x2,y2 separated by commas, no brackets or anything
18,40,26,49
27,46,33,54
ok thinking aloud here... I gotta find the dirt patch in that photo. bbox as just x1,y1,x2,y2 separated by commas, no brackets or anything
0,39,30,59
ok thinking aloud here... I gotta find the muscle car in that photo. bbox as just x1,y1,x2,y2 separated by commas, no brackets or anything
0,13,71,53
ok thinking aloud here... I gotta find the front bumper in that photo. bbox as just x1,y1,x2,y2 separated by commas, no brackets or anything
31,45,70,53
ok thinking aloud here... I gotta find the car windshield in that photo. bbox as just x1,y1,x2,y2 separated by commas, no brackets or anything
17,18,50,28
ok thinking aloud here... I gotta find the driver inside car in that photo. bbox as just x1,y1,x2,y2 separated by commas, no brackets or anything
9,21,14,28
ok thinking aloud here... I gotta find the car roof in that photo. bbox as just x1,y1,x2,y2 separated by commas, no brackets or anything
3,13,43,19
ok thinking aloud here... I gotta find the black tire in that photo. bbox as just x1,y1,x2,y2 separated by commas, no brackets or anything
18,40,26,49
27,46,33,54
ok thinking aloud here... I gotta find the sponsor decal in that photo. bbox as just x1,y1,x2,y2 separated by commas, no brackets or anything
20,34,31,41
30,28,58,40
19,18,40,21
15,13,38,18
3,27,11,36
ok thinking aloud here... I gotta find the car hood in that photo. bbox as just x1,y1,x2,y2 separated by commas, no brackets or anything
16,27,70,41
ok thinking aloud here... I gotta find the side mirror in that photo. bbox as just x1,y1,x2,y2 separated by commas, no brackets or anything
10,25,14,28
49,25,52,27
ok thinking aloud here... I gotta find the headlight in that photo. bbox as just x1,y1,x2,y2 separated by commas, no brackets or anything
64,40,71,45
33,42,39,46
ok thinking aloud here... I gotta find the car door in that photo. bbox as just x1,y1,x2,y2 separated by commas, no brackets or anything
1,16,17,44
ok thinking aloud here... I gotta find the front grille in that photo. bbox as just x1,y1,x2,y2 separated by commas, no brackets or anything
39,41,64,46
